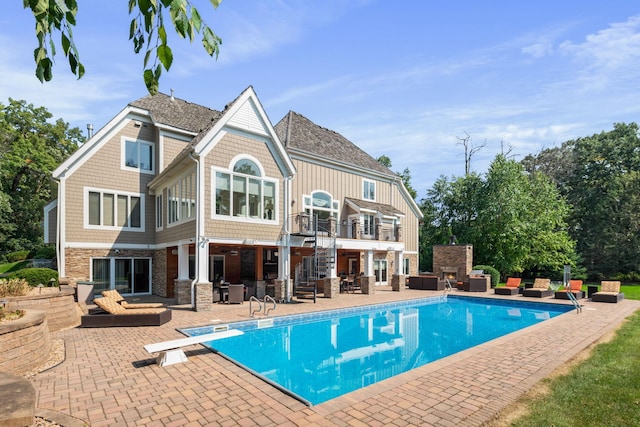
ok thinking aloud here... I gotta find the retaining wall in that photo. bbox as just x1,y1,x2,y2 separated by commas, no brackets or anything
5,285,80,332
0,310,51,375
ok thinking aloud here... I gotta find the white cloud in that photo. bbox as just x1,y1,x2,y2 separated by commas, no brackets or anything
559,15,640,70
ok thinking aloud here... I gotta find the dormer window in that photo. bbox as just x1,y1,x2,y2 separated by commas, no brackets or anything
363,179,376,201
122,137,154,174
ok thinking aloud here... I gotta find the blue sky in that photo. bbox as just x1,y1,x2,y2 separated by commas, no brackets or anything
2,1,640,198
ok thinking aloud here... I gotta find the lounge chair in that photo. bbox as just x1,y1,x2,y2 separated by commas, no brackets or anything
494,277,521,295
101,289,164,308
554,280,584,300
592,281,624,303
81,297,171,327
522,278,553,298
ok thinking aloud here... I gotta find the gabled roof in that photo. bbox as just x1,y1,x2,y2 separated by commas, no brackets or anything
274,111,395,178
345,197,405,218
129,92,220,133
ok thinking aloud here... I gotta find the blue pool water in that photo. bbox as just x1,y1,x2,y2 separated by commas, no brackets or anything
183,296,572,405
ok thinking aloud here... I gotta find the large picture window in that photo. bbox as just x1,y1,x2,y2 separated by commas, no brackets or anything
91,257,151,295
167,171,196,225
214,158,277,221
87,188,143,230
123,138,154,173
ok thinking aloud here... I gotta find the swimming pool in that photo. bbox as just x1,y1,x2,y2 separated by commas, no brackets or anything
182,295,573,405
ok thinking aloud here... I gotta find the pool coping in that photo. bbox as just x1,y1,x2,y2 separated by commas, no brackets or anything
29,288,640,426
181,295,575,407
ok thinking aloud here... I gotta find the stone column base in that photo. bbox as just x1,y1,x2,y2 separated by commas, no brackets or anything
360,276,376,294
274,279,286,302
174,279,192,305
194,282,213,312
323,277,341,298
391,274,406,292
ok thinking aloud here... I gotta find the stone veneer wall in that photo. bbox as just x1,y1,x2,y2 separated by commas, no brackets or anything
0,310,51,374
64,248,155,283
6,286,80,332
152,248,167,296
432,244,473,282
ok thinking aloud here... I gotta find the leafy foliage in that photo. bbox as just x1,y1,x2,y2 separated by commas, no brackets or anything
4,251,30,263
6,267,58,287
0,99,82,257
24,0,223,94
0,278,31,297
420,155,575,278
525,122,640,280
472,264,499,287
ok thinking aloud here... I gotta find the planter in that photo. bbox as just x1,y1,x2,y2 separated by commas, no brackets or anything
4,285,80,332
0,309,51,375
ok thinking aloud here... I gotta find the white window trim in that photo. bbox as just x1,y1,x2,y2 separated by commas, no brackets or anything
84,186,145,232
121,136,155,175
210,161,279,224
363,179,376,201
155,193,163,231
166,171,197,228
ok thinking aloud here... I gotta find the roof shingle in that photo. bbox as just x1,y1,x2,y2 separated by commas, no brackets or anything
274,111,395,177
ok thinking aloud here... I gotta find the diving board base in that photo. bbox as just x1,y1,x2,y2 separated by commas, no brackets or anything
157,349,189,367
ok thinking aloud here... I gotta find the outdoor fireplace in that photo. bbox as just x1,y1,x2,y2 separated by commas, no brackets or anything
441,267,458,283
432,244,473,284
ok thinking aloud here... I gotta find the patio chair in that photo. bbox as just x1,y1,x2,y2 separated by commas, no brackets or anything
81,297,171,327
554,280,584,300
522,278,553,298
101,289,164,308
494,277,521,295
227,284,245,304
592,281,624,303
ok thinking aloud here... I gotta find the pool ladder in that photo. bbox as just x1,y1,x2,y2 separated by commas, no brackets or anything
565,283,582,314
442,279,453,300
249,295,277,317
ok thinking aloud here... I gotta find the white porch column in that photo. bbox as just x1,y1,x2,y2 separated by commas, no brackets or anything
395,250,404,274
364,249,374,276
196,239,209,282
177,243,190,280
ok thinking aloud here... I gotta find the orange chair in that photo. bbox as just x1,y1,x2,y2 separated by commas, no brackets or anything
494,277,521,295
554,280,584,300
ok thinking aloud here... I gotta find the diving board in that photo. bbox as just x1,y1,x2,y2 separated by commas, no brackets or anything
145,329,243,367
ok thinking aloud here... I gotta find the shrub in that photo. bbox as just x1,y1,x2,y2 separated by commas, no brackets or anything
0,278,31,297
472,264,499,288
33,246,56,259
6,268,58,287
5,250,30,263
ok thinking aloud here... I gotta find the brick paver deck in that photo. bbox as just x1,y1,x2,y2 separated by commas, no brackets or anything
32,287,640,426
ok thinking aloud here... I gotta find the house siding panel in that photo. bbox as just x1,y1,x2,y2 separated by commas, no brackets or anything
63,120,157,245
202,132,284,241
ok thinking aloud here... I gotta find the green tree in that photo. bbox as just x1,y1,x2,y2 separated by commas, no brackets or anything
565,123,640,278
420,155,575,278
0,98,83,255
376,155,418,200
23,0,222,94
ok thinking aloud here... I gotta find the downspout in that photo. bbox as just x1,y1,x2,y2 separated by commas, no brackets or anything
284,174,292,302
188,150,200,309
52,175,63,279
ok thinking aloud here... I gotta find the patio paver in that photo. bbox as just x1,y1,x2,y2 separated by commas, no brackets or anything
30,287,640,426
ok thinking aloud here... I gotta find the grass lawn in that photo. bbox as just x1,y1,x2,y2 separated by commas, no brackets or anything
0,260,30,275
507,310,640,426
